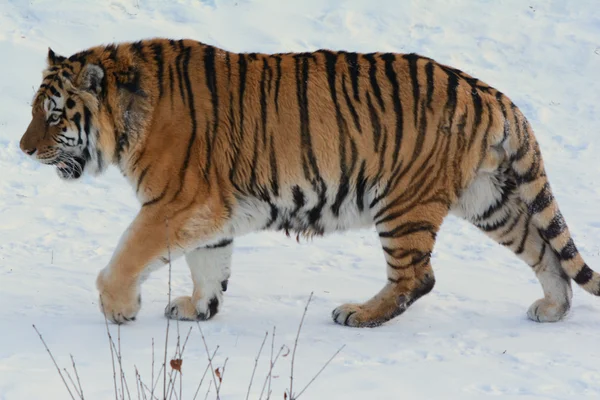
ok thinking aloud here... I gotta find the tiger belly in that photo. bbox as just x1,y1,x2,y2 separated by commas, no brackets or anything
223,185,374,239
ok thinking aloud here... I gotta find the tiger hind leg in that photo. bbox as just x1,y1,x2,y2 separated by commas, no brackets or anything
455,166,572,322
164,239,233,321
332,202,445,328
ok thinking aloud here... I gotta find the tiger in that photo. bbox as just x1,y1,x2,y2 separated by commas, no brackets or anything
19,38,598,327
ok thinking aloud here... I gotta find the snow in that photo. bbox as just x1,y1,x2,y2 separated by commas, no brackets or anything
1,0,600,399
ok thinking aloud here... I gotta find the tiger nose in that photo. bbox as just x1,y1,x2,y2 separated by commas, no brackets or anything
20,142,37,156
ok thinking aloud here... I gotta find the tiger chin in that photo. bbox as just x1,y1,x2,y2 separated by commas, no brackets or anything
20,39,598,327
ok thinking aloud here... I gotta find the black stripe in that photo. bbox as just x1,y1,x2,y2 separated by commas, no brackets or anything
405,54,420,128
342,75,362,133
378,221,436,239
292,185,305,213
425,61,435,111
344,52,360,102
515,214,532,254
150,43,164,99
204,45,219,177
269,140,280,197
205,238,233,249
558,238,578,261
356,160,367,212
531,241,546,268
238,53,248,141
574,264,593,285
249,121,261,195
131,41,147,62
260,58,270,148
83,106,92,138
173,40,186,105
172,46,197,200
274,55,282,115
295,54,327,229
541,212,566,240
443,67,459,131
136,166,149,194
363,53,385,110
381,53,403,169
49,86,61,98
366,92,382,152
66,98,75,109
528,183,553,215
143,186,167,207
168,65,175,109
323,51,351,217
72,112,82,145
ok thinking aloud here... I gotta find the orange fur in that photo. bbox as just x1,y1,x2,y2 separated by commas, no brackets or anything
20,39,598,326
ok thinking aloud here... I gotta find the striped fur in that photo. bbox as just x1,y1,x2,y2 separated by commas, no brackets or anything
19,39,598,327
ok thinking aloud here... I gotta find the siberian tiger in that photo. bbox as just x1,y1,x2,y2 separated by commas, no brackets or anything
19,38,598,327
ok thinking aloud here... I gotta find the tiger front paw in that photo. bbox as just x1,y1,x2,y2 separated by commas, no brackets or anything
96,267,141,324
164,292,222,321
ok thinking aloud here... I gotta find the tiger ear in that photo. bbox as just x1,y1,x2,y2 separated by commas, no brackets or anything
78,64,104,96
47,48,66,66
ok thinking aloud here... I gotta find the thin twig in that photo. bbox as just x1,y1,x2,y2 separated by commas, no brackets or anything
108,328,131,400
196,323,221,400
267,327,276,399
134,367,142,400
289,292,313,400
216,357,229,394
63,368,82,399
101,298,119,400
203,380,212,400
294,345,346,399
118,324,125,400
258,344,288,400
164,217,173,400
192,347,219,400
70,354,85,400
150,338,155,400
32,324,77,400
246,331,268,400
166,326,193,399
140,380,160,400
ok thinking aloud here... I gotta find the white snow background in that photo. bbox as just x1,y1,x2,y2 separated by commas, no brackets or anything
1,0,600,399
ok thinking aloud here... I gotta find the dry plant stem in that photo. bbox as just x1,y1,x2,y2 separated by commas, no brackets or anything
141,380,160,400
268,327,275,400
32,324,77,400
63,368,82,399
118,325,126,400
289,292,314,400
164,218,173,400
150,339,155,400
134,367,142,400
216,357,229,394
246,331,269,400
101,298,119,400
203,380,212,400
196,322,221,400
294,345,346,399
109,329,132,400
70,354,85,400
258,344,287,400
166,326,193,399
191,347,219,400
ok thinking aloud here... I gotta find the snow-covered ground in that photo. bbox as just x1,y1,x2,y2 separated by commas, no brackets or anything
1,0,600,398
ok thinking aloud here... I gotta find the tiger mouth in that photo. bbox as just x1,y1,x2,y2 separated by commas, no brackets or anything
52,157,86,180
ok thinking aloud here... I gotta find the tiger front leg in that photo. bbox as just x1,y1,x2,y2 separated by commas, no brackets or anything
165,238,233,321
95,208,189,324
333,203,445,327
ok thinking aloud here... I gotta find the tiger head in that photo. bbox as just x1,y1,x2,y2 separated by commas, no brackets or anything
20,48,110,180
